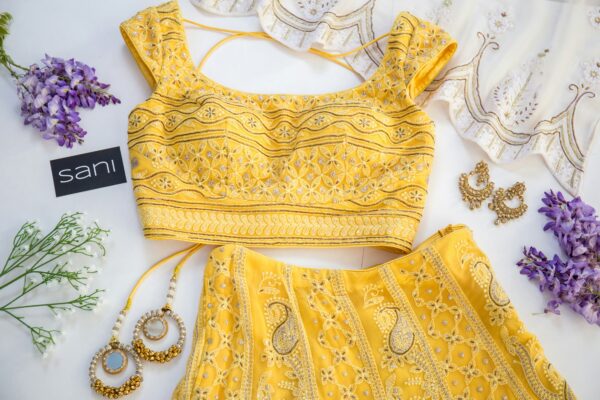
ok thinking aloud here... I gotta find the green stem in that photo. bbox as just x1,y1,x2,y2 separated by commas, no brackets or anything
2,298,85,311
2,309,58,353
0,227,33,275
8,59,27,71
1,243,17,275
1,266,90,310
1,226,59,276
1,279,47,309
1,61,20,80
2,309,35,331
0,266,42,292
0,240,87,291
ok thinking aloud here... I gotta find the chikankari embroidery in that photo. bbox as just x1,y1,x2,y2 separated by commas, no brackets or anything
172,228,576,400
121,1,457,252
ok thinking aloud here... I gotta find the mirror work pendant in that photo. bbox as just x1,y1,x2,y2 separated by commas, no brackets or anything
132,306,186,363
89,340,143,398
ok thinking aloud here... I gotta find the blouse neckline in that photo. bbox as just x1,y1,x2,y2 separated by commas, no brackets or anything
167,0,406,101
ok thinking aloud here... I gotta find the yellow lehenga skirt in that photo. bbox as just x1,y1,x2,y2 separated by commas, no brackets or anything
172,225,575,400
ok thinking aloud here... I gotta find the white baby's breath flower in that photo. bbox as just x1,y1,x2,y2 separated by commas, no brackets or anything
41,342,55,359
93,296,107,314
3,213,109,355
78,282,91,295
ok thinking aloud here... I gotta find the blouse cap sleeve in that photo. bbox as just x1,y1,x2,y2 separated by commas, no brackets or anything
394,13,457,99
120,6,164,89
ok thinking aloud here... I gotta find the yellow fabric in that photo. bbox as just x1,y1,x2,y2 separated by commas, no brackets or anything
120,0,457,253
118,5,575,399
172,226,575,400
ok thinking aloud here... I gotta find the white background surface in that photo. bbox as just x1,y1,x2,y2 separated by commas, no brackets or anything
1,1,600,399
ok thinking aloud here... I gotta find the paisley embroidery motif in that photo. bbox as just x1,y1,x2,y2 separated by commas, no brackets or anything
176,232,576,400
455,240,513,325
259,267,317,399
472,261,510,307
501,327,576,400
378,269,449,398
384,307,415,355
490,50,548,127
268,301,299,355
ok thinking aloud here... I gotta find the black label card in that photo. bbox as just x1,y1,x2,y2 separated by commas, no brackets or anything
50,146,127,197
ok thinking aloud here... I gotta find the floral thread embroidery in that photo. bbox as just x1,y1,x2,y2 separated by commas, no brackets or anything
122,3,453,250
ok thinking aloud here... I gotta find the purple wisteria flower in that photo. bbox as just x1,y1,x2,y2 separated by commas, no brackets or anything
517,190,600,325
1,13,119,148
15,55,120,147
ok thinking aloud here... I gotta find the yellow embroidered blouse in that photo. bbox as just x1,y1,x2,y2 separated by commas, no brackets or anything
120,1,457,253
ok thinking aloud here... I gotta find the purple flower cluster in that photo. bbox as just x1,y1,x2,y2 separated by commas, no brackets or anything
16,55,120,148
517,190,600,325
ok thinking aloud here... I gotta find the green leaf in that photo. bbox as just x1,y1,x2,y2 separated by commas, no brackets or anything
0,11,27,77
